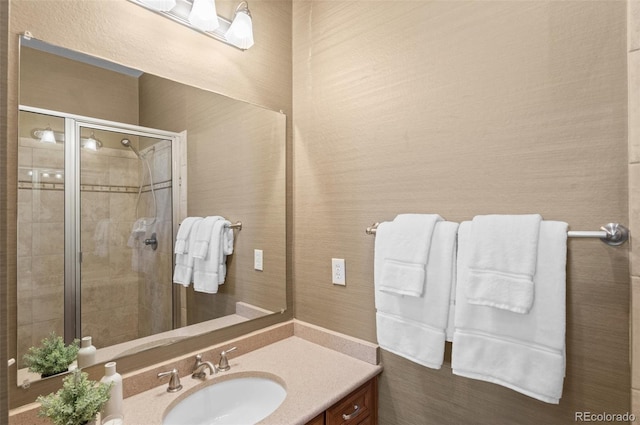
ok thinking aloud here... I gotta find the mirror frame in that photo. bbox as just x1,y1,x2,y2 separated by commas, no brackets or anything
8,34,293,409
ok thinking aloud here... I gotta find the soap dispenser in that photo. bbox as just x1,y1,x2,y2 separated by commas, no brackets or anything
100,361,123,421
77,336,96,368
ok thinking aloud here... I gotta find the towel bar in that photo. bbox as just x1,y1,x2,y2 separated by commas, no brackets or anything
365,222,629,247
179,220,242,231
227,221,242,230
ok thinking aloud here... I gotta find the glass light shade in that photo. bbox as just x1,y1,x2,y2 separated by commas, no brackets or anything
225,10,254,49
39,128,57,144
82,133,101,151
83,138,98,151
141,0,176,11
188,0,219,32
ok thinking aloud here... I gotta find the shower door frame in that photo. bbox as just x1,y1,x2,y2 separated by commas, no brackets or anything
19,105,184,344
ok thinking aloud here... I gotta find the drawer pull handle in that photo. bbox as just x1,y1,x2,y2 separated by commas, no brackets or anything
342,404,361,420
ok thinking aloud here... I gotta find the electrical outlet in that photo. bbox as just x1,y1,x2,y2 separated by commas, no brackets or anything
332,258,346,285
254,249,263,271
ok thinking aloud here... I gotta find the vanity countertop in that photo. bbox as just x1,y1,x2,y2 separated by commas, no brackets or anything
123,335,383,425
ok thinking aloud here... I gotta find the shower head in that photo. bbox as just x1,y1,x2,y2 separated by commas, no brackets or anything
121,138,142,159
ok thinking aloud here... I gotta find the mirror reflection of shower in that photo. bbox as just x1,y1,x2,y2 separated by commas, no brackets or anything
16,109,175,371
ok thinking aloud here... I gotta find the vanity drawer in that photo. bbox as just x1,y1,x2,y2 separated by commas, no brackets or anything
325,378,376,425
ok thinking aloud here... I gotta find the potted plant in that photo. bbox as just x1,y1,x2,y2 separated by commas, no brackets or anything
37,369,111,425
23,332,80,378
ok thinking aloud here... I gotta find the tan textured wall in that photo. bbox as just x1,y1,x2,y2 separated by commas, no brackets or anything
19,47,139,124
6,0,292,409
292,1,629,424
630,0,640,417
138,74,287,321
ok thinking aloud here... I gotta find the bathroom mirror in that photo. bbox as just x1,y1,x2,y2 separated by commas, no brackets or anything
15,37,287,387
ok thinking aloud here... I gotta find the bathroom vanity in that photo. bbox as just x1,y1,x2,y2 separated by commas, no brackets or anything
9,320,382,425
123,321,381,424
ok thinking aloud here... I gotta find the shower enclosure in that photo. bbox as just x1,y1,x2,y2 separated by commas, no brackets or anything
17,106,180,365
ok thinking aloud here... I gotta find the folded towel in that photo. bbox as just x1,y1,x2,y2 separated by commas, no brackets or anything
192,216,223,259
193,219,229,293
375,220,458,369
173,219,203,286
466,214,542,314
452,220,567,404
218,221,234,284
174,217,202,254
379,214,443,297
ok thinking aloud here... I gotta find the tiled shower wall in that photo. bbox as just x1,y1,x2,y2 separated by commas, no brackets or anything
79,146,142,349
16,138,65,365
137,140,173,338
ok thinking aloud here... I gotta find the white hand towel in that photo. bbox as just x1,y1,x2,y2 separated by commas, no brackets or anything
174,217,202,254
375,220,458,369
192,216,223,259
452,220,567,404
193,219,227,294
173,219,202,286
466,214,542,314
379,214,443,297
218,221,234,284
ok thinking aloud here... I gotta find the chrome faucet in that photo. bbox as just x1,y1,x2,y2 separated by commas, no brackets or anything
192,354,217,380
157,368,182,392
217,346,237,372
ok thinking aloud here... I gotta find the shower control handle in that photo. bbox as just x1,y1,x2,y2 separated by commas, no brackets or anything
144,232,158,251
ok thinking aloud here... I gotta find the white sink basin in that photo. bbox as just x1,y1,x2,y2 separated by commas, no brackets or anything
163,376,286,425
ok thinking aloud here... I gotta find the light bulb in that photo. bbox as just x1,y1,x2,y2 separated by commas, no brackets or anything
39,127,57,144
226,5,254,49
188,0,219,32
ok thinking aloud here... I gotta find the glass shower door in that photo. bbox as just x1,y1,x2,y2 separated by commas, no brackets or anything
78,126,174,349
16,111,66,367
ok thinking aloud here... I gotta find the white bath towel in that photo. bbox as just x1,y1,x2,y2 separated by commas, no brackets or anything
193,219,231,293
192,216,223,259
375,220,459,369
466,214,542,314
173,219,202,286
379,214,443,297
452,220,567,404
174,217,202,254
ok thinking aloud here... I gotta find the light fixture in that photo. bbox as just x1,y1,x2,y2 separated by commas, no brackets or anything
225,1,253,50
38,126,57,144
81,132,102,151
141,0,176,11
31,128,102,151
128,0,254,50
188,0,219,32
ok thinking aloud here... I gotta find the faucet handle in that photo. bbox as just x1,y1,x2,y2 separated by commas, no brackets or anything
218,347,237,371
157,368,183,392
193,354,203,370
